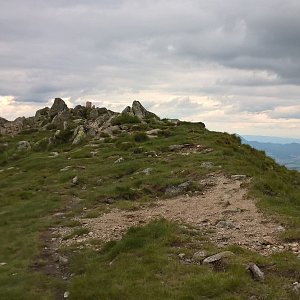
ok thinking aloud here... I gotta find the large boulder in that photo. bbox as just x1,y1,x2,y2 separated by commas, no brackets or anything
49,98,68,118
122,101,158,120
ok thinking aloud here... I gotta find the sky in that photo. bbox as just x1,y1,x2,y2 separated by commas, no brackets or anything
1,0,300,138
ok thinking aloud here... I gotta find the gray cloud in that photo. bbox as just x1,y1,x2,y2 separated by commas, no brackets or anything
1,0,300,136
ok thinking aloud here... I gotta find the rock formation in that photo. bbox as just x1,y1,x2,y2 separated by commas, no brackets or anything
0,98,167,146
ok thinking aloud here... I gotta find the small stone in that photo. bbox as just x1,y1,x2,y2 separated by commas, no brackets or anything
49,152,59,157
202,251,234,264
142,168,152,175
72,176,78,185
114,157,124,163
293,282,300,294
63,291,70,298
178,253,186,259
0,262,7,266
247,263,265,281
192,250,207,261
231,174,247,180
216,220,236,229
58,255,68,265
275,225,285,232
60,166,72,172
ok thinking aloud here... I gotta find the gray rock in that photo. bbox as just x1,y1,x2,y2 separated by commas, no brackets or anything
72,126,87,145
178,253,186,259
0,262,7,266
63,291,70,298
17,140,31,151
132,100,151,119
146,129,161,136
202,251,234,264
247,263,265,281
49,98,68,118
165,181,193,196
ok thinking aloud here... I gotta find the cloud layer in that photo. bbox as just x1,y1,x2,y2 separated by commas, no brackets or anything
1,0,300,137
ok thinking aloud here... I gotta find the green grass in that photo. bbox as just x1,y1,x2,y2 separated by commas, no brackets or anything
66,219,299,300
0,120,300,299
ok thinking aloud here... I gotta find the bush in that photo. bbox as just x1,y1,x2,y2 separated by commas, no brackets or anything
133,132,149,142
111,114,141,125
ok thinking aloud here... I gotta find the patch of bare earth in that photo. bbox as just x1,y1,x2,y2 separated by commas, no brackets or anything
57,173,299,255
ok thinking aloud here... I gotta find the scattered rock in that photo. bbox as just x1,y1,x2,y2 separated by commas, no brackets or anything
202,251,234,264
0,262,7,266
63,291,70,298
17,141,31,151
247,263,265,281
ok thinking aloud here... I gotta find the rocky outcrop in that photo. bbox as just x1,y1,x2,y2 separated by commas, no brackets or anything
122,101,158,120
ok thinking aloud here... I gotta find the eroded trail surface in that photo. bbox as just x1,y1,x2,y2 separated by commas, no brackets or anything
58,173,298,255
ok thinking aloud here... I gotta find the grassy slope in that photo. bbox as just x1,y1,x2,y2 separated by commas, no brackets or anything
0,122,300,299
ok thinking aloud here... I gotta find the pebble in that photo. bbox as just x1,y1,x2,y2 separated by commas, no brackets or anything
202,251,234,264
63,291,70,298
178,253,186,259
0,262,7,266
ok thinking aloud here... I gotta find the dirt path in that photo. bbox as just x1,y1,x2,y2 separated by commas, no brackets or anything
58,173,299,255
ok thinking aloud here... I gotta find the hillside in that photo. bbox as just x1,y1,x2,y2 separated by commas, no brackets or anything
0,99,300,300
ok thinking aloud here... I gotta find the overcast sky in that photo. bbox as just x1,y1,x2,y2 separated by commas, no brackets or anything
1,0,300,137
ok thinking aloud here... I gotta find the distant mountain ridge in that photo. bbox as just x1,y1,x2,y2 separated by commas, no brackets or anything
241,136,300,171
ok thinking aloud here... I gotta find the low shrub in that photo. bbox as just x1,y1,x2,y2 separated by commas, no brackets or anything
111,114,141,125
133,132,149,142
